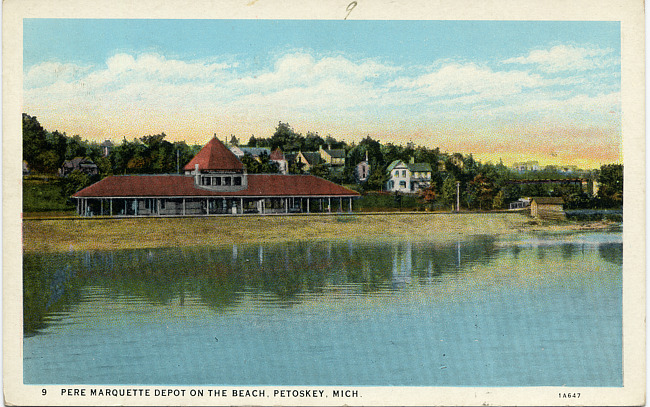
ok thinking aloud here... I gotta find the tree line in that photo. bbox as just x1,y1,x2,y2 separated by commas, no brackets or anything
23,114,623,210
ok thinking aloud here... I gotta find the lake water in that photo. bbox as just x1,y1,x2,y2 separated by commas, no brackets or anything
23,231,622,386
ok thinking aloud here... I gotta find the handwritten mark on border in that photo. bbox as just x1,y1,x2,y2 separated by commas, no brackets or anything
345,1,357,20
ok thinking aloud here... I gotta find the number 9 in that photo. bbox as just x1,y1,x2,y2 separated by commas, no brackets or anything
42,389,47,396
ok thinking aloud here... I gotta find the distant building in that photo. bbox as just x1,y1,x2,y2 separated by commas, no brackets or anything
60,157,99,177
319,145,346,167
512,161,540,173
270,147,288,175
100,140,114,157
509,198,531,210
355,151,370,183
530,197,565,220
229,146,272,161
386,159,432,193
295,151,322,173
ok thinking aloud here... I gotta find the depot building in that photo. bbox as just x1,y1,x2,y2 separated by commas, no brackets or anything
72,136,360,217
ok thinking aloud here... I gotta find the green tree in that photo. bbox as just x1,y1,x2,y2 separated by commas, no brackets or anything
62,170,92,197
22,114,48,172
492,190,505,210
309,163,329,178
598,164,623,206
441,177,457,210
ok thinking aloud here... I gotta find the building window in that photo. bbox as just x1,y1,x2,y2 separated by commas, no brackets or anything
224,177,231,186
202,177,211,186
214,177,221,186
399,181,406,188
402,170,406,177
394,170,399,177
233,176,242,186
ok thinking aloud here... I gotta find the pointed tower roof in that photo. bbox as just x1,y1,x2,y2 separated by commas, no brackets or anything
183,137,245,171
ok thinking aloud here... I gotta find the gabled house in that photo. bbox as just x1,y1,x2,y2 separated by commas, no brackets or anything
60,157,99,177
386,159,432,193
319,145,346,167
296,151,322,173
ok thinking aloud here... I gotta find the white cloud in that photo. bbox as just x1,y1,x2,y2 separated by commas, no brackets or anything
502,45,618,73
24,61,91,89
392,63,545,100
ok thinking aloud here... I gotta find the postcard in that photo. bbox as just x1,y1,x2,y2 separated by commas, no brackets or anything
3,0,645,405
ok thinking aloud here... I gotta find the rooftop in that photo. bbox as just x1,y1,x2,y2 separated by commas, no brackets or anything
183,137,244,172
73,174,360,198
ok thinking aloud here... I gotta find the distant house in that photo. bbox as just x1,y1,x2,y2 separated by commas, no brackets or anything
60,157,99,177
386,159,432,193
319,145,346,167
509,198,531,210
296,151,322,173
100,140,114,157
229,146,272,161
270,147,288,175
530,197,565,220
513,161,540,173
355,152,370,183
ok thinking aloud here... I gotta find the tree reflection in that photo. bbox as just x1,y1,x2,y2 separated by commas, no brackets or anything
24,236,500,335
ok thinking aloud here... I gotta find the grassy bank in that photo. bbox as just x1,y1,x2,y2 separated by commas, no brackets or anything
23,177,75,213
22,212,617,254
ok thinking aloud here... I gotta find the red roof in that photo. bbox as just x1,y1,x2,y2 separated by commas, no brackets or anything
72,174,360,198
270,147,285,161
183,137,244,172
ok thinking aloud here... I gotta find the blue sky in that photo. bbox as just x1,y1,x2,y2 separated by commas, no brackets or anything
23,19,621,168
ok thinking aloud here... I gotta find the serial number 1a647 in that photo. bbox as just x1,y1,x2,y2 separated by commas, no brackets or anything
559,393,581,399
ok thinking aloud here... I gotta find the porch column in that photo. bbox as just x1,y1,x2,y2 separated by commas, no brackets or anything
134,199,138,216
206,198,210,215
183,198,186,216
307,198,310,213
100,199,103,216
157,199,160,215
240,198,243,214
328,197,331,213
110,199,113,216
339,197,342,212
349,197,352,212
285,198,288,213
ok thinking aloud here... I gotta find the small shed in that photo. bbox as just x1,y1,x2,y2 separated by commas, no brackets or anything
530,197,565,220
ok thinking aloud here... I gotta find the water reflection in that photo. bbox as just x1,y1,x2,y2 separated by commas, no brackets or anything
24,233,622,337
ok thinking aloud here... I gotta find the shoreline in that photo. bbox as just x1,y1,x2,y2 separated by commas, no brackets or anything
22,212,619,254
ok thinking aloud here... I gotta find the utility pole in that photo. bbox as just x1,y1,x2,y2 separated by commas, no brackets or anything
456,181,460,213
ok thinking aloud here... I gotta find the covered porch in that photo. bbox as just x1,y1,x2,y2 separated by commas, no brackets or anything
75,196,357,217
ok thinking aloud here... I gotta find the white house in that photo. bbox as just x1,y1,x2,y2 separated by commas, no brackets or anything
386,159,432,193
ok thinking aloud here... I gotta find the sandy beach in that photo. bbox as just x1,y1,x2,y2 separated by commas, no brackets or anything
22,212,618,254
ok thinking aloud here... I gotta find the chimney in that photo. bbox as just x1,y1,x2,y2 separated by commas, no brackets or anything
194,164,200,184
